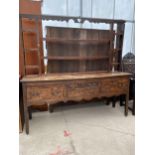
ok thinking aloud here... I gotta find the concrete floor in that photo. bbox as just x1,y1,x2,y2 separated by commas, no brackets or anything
19,101,135,155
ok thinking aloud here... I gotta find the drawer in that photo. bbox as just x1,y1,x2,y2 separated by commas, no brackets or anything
67,80,100,99
101,77,129,95
27,84,65,102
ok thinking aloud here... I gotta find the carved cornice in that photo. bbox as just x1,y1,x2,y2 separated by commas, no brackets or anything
19,13,125,24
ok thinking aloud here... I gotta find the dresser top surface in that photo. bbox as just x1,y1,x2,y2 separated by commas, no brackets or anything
21,72,131,83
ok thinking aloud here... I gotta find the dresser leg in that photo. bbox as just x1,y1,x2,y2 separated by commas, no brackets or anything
28,107,32,120
24,106,29,134
49,104,54,113
106,98,110,105
125,94,129,116
22,84,29,134
112,97,116,108
132,98,135,115
120,95,124,106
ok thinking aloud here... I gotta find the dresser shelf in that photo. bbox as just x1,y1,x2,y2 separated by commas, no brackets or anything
42,56,109,60
43,37,110,44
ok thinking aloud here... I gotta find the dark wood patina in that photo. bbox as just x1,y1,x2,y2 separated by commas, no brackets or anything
19,14,130,134
21,72,130,134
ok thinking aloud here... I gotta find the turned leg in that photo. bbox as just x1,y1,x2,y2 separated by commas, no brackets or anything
125,94,129,116
49,104,54,113
28,106,32,120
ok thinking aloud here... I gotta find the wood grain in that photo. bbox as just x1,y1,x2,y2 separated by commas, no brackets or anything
21,72,131,82
21,73,130,134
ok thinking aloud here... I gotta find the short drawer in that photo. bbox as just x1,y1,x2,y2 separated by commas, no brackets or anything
66,80,100,99
101,77,129,96
27,84,65,102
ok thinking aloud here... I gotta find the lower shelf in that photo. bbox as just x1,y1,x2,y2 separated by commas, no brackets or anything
42,56,109,60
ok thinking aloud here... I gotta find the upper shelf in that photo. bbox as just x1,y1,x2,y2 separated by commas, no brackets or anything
43,38,110,44
42,56,109,60
19,14,126,24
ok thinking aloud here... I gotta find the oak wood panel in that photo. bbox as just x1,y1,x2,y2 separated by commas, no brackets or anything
19,14,125,75
19,0,42,15
19,0,44,76
46,27,113,73
66,80,100,100
25,76,129,106
21,72,130,82
101,77,129,96
27,84,65,103
19,0,47,122
42,56,109,60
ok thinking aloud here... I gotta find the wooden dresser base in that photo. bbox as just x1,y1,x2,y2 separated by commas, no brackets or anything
21,72,130,134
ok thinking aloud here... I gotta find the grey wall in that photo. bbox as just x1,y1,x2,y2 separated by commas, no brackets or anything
41,0,135,61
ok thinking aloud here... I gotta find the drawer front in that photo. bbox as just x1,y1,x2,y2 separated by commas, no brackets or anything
67,80,100,99
101,77,129,96
27,84,65,102
25,76,129,104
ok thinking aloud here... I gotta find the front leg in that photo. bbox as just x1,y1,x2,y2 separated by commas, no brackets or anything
132,98,135,115
23,85,29,134
112,97,116,108
28,106,32,120
125,93,129,116
120,95,124,106
49,104,54,113
24,105,29,134
106,98,110,105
